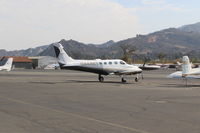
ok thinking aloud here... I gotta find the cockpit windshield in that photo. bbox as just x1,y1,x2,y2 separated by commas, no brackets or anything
120,61,126,65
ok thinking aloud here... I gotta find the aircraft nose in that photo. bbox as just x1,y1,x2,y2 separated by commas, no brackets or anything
137,67,142,73
132,66,142,73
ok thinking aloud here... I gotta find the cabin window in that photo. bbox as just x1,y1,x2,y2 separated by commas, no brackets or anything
109,62,112,65
114,61,118,65
99,62,102,65
104,62,107,65
120,61,126,65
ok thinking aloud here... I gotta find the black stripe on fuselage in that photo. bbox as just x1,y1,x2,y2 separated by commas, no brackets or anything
139,66,159,70
61,66,109,75
114,71,142,75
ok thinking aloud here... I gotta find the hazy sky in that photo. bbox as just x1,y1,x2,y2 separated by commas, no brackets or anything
0,0,200,50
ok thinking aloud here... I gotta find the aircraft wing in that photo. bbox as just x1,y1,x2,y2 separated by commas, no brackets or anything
167,71,200,79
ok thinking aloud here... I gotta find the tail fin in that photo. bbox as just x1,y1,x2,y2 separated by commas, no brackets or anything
2,58,13,71
53,43,74,66
182,56,191,75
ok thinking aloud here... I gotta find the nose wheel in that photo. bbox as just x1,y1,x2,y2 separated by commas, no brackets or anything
121,77,127,83
98,75,104,82
135,74,139,82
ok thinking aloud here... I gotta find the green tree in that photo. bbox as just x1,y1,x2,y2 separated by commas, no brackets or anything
120,45,136,63
157,52,166,60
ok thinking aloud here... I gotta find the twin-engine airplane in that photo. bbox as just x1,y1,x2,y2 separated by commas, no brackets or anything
168,56,200,79
53,43,142,83
0,58,13,71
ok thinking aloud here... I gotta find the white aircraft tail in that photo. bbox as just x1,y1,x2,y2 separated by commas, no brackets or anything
0,58,13,71
53,43,74,66
182,56,192,75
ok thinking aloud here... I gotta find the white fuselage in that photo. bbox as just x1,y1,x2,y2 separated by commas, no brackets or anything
61,59,142,75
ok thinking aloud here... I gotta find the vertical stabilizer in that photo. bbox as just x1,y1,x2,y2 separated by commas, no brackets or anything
2,58,13,71
182,56,191,75
53,43,74,66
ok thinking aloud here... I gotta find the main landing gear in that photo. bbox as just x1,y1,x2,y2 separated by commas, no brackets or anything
98,74,104,82
135,77,139,82
98,74,140,83
121,77,127,83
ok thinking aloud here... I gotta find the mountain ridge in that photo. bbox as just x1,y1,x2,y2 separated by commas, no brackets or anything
1,22,200,60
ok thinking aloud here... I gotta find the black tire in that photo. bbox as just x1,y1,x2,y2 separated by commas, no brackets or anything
135,77,139,82
121,78,126,83
99,76,104,82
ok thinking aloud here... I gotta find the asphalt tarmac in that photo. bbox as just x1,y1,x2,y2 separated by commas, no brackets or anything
0,69,200,133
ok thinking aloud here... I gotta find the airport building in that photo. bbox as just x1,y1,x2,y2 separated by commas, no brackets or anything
13,57,33,69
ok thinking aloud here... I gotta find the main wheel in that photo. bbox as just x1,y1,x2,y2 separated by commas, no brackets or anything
121,77,126,83
135,77,139,82
99,76,104,82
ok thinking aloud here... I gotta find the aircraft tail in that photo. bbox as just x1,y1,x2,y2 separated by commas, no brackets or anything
2,58,13,71
53,43,74,67
182,56,192,76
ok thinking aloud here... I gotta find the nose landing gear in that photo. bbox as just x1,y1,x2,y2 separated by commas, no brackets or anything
135,74,139,82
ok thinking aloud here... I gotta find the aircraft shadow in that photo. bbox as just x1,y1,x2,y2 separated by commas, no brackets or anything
29,80,133,84
66,80,133,84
